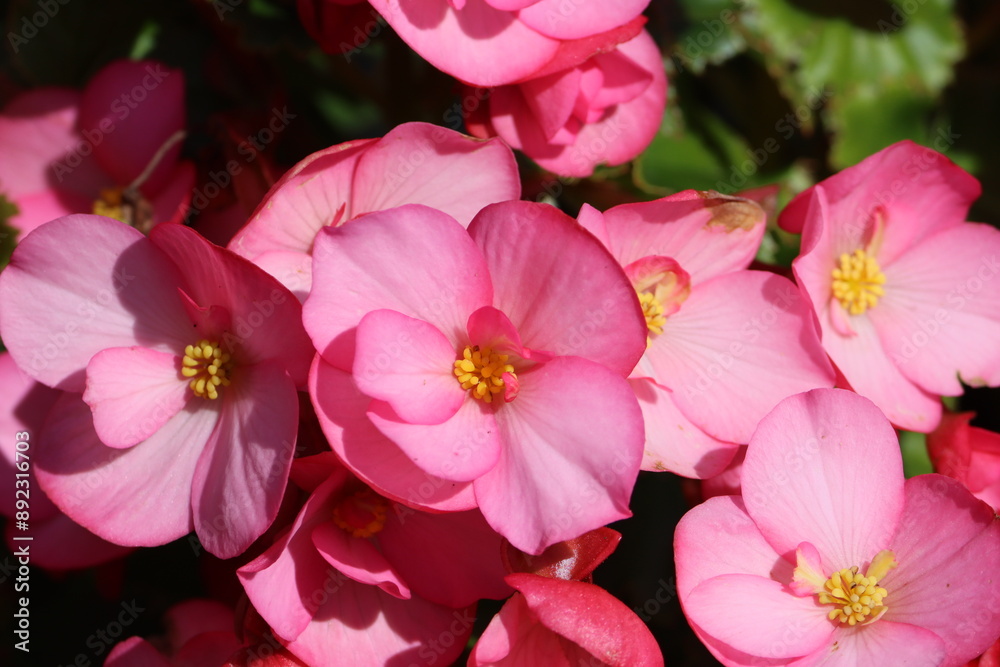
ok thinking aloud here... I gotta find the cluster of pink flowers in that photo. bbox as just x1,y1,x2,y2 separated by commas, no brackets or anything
1,27,999,667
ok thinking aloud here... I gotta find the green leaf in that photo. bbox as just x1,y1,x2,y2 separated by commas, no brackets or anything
673,0,748,74
900,430,934,478
0,192,21,272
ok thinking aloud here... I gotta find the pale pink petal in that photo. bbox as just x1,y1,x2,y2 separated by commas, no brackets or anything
648,272,834,443
779,141,980,268
35,393,218,546
311,521,409,598
600,191,766,284
9,189,86,237
378,507,511,607
309,356,477,511
742,389,904,568
11,512,132,570
228,139,374,259
517,0,648,40
792,188,942,431
351,123,520,225
576,202,611,247
466,306,529,358
631,377,739,477
469,200,646,375
468,592,538,665
238,471,347,641
367,397,502,482
243,249,314,302
794,621,945,667
0,88,83,196
476,357,643,554
674,495,793,599
283,578,473,667
149,223,313,385
353,309,463,425
191,361,298,558
871,223,1000,394
685,574,833,659
883,475,1000,665
305,204,492,369
80,60,185,194
367,0,560,86
83,346,187,448
0,214,192,391
105,637,173,667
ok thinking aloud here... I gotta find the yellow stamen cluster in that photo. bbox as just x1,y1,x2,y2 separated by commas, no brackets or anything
638,291,667,345
332,489,389,538
92,187,126,223
818,551,897,626
181,340,232,400
831,249,886,315
453,345,515,404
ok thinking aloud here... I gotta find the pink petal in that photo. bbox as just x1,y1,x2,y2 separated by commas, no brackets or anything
794,621,945,667
367,397,502,482
11,511,132,570
35,393,218,546
779,141,980,269
576,202,611,247
476,356,643,554
173,632,244,667
353,309,463,425
350,123,520,225
517,0,649,40
685,574,833,659
871,223,1000,395
519,67,584,140
83,346,188,448
367,0,560,86
305,204,492,368
164,599,235,650
148,159,195,225
149,223,313,386
599,190,767,284
80,60,185,194
105,637,173,667
191,361,298,558
742,389,904,568
283,579,473,667
469,200,646,375
0,88,83,196
228,138,373,259
9,189,88,237
309,356,477,511
648,272,834,444
0,214,192,391
378,507,512,607
242,249,314,302
631,377,740,477
311,521,409,598
883,475,1000,665
674,495,793,599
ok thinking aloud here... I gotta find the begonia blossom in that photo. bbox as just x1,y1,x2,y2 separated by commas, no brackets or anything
228,121,520,299
780,140,1000,431
577,191,834,478
0,59,194,238
366,0,649,86
465,29,666,177
927,411,1000,511
676,388,1000,666
305,200,647,553
0,215,313,558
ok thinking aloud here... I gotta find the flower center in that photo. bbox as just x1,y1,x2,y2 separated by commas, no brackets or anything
93,187,126,223
639,291,667,338
332,489,389,538
816,550,897,626
453,345,516,404
831,249,886,315
180,339,233,400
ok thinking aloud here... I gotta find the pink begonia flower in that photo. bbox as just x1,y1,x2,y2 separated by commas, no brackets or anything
501,526,621,583
577,191,835,478
0,59,194,238
0,215,313,558
676,388,1000,667
304,200,647,554
106,599,245,667
0,352,133,569
699,445,746,501
366,0,649,86
470,573,664,666
927,411,1000,511
228,121,520,299
779,140,1000,432
465,29,666,177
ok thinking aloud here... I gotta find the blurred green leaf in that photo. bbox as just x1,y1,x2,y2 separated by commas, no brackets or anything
900,429,934,478
673,0,747,74
0,193,21,272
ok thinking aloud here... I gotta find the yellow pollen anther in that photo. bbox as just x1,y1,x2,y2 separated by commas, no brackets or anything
332,489,389,538
453,345,515,404
180,339,233,400
93,187,127,223
831,249,886,315
817,550,897,626
639,291,668,345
